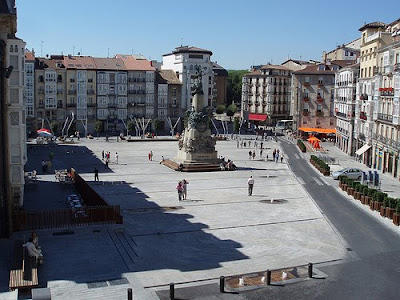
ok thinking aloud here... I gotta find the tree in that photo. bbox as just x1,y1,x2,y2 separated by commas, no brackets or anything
226,103,237,117
227,70,248,104
153,119,161,133
127,120,135,135
50,121,59,136
94,121,102,138
216,104,226,115
233,117,240,132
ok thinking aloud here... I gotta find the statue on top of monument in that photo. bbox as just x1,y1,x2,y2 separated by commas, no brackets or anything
191,65,204,96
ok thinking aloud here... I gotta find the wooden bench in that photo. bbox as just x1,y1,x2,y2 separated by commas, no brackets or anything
9,240,38,291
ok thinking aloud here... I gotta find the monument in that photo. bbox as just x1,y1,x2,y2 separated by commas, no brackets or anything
164,66,219,171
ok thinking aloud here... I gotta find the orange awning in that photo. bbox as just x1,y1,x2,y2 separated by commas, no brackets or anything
298,127,336,134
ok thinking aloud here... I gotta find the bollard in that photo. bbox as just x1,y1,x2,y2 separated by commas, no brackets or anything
170,283,175,300
127,288,133,300
266,269,271,285
219,276,225,293
308,262,313,278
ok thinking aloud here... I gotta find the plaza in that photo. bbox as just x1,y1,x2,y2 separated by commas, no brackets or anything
1,136,355,299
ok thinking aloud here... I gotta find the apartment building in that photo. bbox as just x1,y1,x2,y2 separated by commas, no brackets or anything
156,70,182,131
292,63,340,131
162,46,214,112
241,64,291,126
334,63,359,155
370,20,400,179
0,0,27,237
212,62,228,107
115,54,156,121
24,50,35,121
322,38,361,62
354,22,392,167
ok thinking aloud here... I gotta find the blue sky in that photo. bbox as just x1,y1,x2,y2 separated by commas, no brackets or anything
16,0,399,70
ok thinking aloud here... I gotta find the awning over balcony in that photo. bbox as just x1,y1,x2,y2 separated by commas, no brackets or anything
355,144,371,156
298,127,336,134
249,113,268,121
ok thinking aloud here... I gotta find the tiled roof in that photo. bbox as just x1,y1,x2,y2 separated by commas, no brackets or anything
359,21,386,31
25,50,35,61
92,57,126,71
164,46,213,56
281,59,312,66
212,62,228,76
64,56,97,69
157,70,181,85
260,64,290,71
293,63,341,74
115,54,155,71
330,60,357,68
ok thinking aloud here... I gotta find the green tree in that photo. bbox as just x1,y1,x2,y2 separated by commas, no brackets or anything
216,104,226,114
153,119,161,133
233,117,240,132
127,120,135,135
50,121,59,135
227,70,248,104
94,121,102,138
226,103,237,117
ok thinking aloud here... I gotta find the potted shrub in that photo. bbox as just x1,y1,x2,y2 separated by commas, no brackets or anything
393,200,400,226
297,140,306,152
341,177,349,191
365,188,376,206
385,198,397,219
354,182,362,200
371,191,386,211
361,185,369,204
338,175,347,190
380,196,389,217
347,179,354,195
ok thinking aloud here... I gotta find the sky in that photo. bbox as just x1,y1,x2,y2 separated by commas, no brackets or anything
16,0,399,70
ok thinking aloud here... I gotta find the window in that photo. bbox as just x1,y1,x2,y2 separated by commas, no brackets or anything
9,45,13,52
10,112,19,125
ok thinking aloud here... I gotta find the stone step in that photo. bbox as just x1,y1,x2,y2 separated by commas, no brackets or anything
107,230,138,270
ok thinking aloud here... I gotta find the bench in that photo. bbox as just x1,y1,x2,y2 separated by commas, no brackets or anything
9,240,38,291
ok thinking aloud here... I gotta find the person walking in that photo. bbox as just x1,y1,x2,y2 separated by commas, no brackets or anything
102,150,105,161
94,167,99,181
150,151,153,161
281,154,284,163
182,179,189,200
249,150,252,160
247,176,254,196
260,149,263,157
115,152,119,164
237,140,239,148
252,150,256,160
176,181,183,201
105,157,109,169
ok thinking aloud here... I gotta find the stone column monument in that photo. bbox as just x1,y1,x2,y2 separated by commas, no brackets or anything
175,66,219,165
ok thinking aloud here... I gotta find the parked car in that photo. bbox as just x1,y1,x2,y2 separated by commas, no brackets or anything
331,168,363,180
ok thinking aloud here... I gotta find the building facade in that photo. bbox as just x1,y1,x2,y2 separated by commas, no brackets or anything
241,65,291,126
212,62,228,107
334,64,359,156
162,46,214,113
0,0,27,237
292,63,339,131
354,22,391,167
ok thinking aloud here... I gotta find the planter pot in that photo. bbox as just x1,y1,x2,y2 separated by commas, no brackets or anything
342,184,348,191
375,202,383,211
323,171,330,176
365,196,371,205
385,207,396,219
347,188,354,195
393,213,400,226
380,206,386,217
370,201,375,210
354,192,361,200
361,195,365,203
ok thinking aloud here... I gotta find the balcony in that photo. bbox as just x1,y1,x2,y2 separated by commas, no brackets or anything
303,97,309,102
360,112,367,120
170,104,178,108
317,82,324,87
317,96,324,103
38,90,44,95
303,82,310,87
377,113,393,123
379,88,394,97
395,63,400,71
57,90,63,94
57,103,63,108
67,103,76,107
87,103,96,107
87,90,95,95
303,111,309,116
68,90,76,95
316,111,324,117
136,102,146,107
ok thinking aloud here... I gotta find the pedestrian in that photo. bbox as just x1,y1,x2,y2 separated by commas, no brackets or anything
94,167,99,181
248,142,251,148
260,149,263,157
241,141,243,148
273,149,276,159
102,150,104,161
252,150,256,160
176,181,183,201
150,151,153,161
249,150,252,159
41,160,46,173
115,152,119,164
182,179,189,200
254,141,258,149
260,142,263,149
275,152,279,163
105,157,109,169
281,154,284,163
247,175,254,196
106,134,109,142
237,140,239,148
244,141,246,148
266,154,269,161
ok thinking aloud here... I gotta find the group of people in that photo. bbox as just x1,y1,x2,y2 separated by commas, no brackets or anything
102,150,118,168
272,149,284,163
23,232,44,265
220,159,237,171
176,179,189,201
237,139,264,150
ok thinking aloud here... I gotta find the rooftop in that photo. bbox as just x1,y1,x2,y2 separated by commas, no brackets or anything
359,21,386,32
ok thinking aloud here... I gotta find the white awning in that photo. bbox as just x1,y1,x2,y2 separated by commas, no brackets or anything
355,144,371,156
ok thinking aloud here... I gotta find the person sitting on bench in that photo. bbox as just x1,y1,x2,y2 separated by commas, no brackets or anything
23,238,44,264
